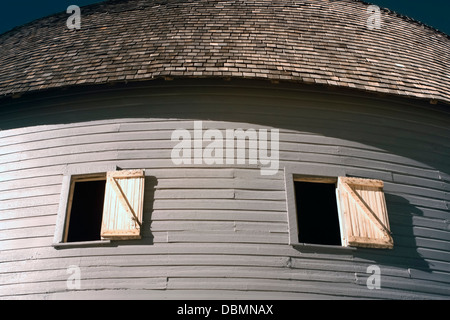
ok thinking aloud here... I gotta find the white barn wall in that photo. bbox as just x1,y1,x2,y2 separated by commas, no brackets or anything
0,80,449,299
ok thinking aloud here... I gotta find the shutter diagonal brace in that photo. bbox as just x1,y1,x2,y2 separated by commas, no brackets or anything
108,176,142,227
340,182,391,238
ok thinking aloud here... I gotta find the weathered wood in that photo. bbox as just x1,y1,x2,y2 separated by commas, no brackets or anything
339,177,384,188
337,177,394,249
101,170,145,240
0,81,448,299
294,176,337,184
0,215,55,231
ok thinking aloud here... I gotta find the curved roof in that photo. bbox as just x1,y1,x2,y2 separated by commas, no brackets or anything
1,0,449,104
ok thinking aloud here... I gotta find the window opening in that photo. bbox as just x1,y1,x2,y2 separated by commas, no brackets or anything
294,180,341,246
66,179,106,242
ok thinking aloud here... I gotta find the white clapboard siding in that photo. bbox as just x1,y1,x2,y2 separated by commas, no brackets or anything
0,81,449,299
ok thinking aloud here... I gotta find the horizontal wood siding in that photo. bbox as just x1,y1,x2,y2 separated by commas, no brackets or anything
0,80,449,299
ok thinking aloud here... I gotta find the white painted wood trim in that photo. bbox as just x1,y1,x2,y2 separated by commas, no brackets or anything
284,164,346,246
52,164,118,246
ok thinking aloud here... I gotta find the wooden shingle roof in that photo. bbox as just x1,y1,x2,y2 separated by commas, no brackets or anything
1,0,449,104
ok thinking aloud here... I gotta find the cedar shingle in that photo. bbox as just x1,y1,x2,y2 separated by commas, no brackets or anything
0,0,448,104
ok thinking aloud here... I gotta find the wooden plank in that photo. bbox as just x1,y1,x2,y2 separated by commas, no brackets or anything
0,82,449,300
0,151,119,174
41,289,329,300
341,157,442,180
0,142,124,166
0,277,168,297
0,265,354,287
338,146,436,170
107,176,140,225
167,230,288,244
155,189,235,199
148,167,235,179
0,194,60,211
108,169,145,178
0,225,54,241
0,184,62,202
0,165,67,183
337,177,395,249
62,179,75,243
0,236,52,251
384,181,448,200
152,199,286,211
0,175,62,192
163,277,431,299
0,215,56,231
0,253,292,274
101,170,145,240
1,89,446,150
347,236,394,249
0,204,59,221
0,242,356,271
294,176,337,184
148,220,287,233
340,180,391,237
0,123,121,148
155,178,285,190
340,177,384,188
150,209,287,222
387,193,448,210
149,221,236,232
6,138,442,181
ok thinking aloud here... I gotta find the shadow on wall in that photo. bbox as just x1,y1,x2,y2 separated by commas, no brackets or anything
1,79,448,176
290,193,432,273
0,79,448,271
141,175,158,245
353,193,431,272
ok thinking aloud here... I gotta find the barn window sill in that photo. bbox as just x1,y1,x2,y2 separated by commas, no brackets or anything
291,242,357,253
52,240,111,249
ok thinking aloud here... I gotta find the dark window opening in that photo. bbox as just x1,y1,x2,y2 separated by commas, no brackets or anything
66,180,106,242
294,181,341,246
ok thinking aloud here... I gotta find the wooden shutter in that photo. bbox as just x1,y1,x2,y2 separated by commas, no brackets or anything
101,170,145,240
337,177,393,249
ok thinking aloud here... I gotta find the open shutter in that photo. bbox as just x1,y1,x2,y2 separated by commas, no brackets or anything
337,177,393,249
101,169,145,240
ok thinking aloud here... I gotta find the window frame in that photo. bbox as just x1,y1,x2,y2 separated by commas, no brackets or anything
53,164,117,248
284,166,392,250
63,173,107,243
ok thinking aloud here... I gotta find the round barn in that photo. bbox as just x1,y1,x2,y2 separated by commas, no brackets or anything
0,0,449,299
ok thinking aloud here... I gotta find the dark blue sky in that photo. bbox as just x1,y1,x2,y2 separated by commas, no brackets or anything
0,0,105,34
370,0,450,34
0,0,449,35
